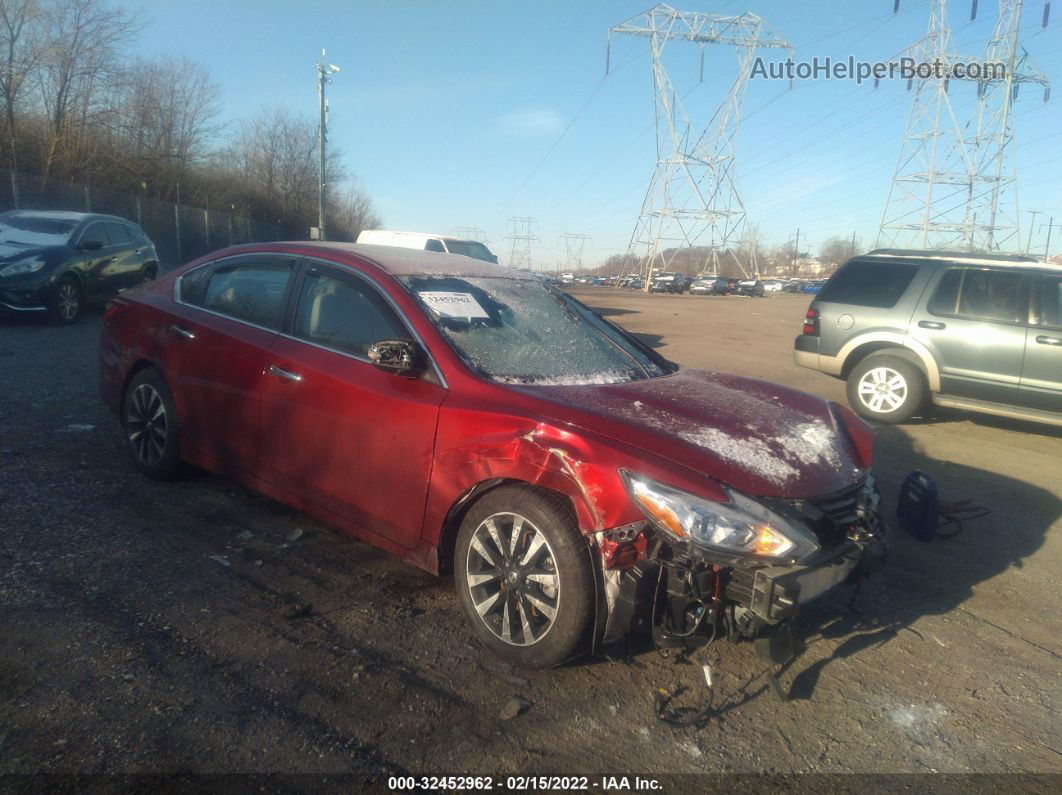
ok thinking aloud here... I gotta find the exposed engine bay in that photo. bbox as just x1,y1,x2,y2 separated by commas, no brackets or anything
595,474,887,714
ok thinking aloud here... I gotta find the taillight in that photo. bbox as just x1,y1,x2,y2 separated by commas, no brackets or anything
802,306,819,336
104,297,129,322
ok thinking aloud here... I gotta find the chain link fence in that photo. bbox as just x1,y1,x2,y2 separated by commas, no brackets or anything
0,169,284,270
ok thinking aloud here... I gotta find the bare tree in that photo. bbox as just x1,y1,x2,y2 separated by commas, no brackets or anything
329,182,379,241
0,0,43,203
818,235,853,268
34,0,141,184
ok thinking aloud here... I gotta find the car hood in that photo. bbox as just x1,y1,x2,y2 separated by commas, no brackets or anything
514,369,866,499
0,242,64,262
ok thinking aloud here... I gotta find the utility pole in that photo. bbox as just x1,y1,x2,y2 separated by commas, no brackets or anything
789,228,802,277
317,50,340,241
1026,209,1041,254
1041,216,1059,259
452,226,488,242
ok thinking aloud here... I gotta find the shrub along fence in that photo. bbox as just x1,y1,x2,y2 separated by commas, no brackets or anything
0,169,283,270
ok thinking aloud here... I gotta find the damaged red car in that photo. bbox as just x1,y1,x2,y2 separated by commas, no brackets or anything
100,243,886,669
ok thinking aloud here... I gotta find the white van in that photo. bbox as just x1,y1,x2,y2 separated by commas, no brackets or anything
356,229,498,264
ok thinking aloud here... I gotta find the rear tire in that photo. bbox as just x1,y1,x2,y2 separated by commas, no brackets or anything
454,485,593,669
123,368,181,480
847,354,925,424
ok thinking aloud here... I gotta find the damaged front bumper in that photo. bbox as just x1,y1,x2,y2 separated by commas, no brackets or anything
596,476,887,650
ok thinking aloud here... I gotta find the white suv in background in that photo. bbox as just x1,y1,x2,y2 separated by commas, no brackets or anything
356,229,498,263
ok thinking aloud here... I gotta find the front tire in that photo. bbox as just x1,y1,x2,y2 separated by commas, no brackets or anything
847,354,925,424
123,368,181,480
454,485,593,668
49,275,82,324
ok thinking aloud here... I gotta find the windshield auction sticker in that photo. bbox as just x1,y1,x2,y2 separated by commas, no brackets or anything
418,291,489,319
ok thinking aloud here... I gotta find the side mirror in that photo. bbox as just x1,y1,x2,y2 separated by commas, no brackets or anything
368,338,425,376
80,239,104,251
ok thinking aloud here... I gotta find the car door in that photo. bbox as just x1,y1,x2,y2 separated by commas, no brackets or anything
155,254,296,476
1018,272,1062,412
909,266,1029,404
76,221,118,301
259,260,447,549
102,222,144,291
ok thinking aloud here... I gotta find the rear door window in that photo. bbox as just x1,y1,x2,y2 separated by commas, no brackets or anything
816,260,919,308
105,223,133,246
425,239,446,253
929,268,1026,323
1032,274,1062,328
198,261,293,329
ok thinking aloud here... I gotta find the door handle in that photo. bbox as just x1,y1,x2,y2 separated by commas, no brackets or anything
269,364,302,382
169,324,195,340
918,320,946,330
1036,335,1062,346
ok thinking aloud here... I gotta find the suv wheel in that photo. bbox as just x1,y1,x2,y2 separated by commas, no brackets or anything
847,354,925,423
454,485,593,668
49,275,82,324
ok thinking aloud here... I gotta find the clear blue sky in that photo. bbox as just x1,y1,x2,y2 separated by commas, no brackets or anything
132,0,1061,267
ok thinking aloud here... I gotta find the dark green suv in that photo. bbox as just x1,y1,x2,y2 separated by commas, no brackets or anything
0,210,159,324
794,249,1062,428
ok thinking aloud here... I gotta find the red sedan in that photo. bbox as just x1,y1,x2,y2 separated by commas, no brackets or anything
100,242,885,669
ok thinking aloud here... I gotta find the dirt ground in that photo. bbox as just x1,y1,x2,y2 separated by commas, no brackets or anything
1,288,1059,786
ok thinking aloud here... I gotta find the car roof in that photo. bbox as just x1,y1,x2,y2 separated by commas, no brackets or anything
0,210,134,223
247,241,534,279
862,248,1050,269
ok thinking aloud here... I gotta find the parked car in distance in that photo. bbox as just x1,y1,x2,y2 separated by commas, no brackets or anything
737,279,766,297
763,280,785,292
688,277,716,295
782,280,804,293
648,272,684,293
801,280,824,294
101,241,885,670
0,210,159,324
356,229,499,264
560,272,575,285
795,248,1062,427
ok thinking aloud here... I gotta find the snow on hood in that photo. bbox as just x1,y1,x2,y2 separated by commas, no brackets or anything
512,369,865,498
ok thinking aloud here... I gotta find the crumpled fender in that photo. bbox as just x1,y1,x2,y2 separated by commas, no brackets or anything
420,406,643,562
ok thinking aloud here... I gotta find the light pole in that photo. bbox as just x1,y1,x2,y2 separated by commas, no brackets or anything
317,50,340,241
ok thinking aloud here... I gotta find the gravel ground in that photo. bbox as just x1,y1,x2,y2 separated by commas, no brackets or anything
1,291,1059,788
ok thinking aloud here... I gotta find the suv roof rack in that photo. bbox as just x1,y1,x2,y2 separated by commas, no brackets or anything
864,248,1042,264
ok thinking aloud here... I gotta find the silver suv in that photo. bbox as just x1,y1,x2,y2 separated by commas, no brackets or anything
794,249,1062,427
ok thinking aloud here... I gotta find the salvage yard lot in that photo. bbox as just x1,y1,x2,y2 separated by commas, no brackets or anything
1,289,1059,779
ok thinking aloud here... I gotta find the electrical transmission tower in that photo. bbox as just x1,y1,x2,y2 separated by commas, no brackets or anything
608,4,792,280
559,233,592,274
505,217,538,270
877,0,1051,252
452,226,488,242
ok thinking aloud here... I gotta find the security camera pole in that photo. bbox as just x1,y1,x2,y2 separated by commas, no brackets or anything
317,50,340,241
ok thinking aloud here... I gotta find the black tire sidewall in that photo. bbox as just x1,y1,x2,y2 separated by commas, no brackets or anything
123,368,181,480
847,354,925,424
453,485,594,669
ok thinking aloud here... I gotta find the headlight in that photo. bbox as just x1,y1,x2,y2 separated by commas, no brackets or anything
620,471,819,562
0,257,46,277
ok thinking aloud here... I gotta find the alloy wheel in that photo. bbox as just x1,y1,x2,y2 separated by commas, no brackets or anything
126,383,168,466
57,282,80,321
857,366,908,413
464,512,560,647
